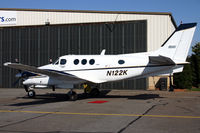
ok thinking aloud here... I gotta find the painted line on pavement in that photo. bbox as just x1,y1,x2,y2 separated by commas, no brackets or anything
0,110,200,119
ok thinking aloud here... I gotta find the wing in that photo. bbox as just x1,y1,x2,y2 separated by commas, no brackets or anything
3,62,82,82
149,55,175,65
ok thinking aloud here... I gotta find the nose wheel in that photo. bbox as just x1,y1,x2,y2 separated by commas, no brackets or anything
24,85,36,98
27,90,36,98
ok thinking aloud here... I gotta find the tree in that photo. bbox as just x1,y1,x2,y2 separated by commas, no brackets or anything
192,42,200,56
174,61,192,89
191,42,200,87
173,42,200,89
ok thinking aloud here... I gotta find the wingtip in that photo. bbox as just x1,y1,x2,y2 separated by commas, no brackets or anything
3,62,12,66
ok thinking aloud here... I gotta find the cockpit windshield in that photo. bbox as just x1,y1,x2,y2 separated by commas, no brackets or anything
53,58,59,65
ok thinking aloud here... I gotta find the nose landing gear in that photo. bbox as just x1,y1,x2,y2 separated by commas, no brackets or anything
27,90,36,98
24,85,36,98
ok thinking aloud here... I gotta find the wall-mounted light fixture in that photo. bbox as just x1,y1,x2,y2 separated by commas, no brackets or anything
45,19,50,25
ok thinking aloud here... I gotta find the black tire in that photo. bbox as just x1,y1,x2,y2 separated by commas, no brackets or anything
68,91,78,101
27,90,36,98
89,88,100,97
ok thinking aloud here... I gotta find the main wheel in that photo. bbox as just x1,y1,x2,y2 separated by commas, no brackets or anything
89,88,100,97
68,91,78,101
27,90,36,98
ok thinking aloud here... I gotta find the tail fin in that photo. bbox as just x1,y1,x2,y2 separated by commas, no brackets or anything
155,23,197,63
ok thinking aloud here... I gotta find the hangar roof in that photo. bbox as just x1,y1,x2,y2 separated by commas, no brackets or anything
0,8,177,27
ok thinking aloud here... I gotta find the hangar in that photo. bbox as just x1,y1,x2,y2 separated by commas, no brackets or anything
0,8,176,90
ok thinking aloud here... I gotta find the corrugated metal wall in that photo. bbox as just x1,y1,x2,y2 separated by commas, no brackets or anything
0,20,147,89
0,9,176,59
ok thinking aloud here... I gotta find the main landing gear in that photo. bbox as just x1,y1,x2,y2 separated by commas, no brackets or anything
67,83,100,101
67,89,78,101
24,85,36,98
83,83,100,97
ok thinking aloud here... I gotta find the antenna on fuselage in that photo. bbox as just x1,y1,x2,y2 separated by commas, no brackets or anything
100,49,106,55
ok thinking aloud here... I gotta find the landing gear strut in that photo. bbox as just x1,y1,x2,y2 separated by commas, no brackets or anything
169,74,174,92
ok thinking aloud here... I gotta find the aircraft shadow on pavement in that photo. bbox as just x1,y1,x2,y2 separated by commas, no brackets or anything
9,93,72,106
9,90,163,106
97,90,163,100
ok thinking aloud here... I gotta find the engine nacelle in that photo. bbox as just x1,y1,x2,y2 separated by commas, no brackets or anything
23,76,74,89
23,76,50,85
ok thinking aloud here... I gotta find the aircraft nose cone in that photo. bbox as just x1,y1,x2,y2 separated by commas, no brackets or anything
23,79,31,85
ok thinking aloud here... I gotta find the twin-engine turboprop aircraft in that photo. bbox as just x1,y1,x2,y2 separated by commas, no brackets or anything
4,23,197,100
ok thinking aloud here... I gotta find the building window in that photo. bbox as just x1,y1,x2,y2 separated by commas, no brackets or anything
74,59,79,65
60,59,67,65
118,60,125,65
89,59,95,65
81,59,87,65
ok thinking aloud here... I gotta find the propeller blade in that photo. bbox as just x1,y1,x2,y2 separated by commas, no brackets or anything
24,85,28,92
12,78,21,87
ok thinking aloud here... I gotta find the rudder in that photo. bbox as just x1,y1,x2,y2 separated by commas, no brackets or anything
156,23,197,63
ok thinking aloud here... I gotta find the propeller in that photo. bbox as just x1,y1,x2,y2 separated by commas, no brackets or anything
12,70,37,88
12,59,33,89
12,76,23,87
12,70,24,87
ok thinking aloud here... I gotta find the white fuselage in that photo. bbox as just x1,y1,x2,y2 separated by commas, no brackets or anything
23,52,178,88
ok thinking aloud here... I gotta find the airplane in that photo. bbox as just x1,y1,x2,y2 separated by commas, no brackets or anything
4,23,197,101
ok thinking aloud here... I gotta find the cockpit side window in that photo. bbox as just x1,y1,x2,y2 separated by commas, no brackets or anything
60,59,67,65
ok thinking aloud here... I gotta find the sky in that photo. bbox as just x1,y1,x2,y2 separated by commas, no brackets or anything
0,0,199,54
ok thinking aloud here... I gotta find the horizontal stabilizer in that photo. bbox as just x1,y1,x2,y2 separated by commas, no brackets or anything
149,55,175,65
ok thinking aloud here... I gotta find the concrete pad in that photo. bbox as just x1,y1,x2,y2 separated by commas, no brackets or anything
0,88,200,133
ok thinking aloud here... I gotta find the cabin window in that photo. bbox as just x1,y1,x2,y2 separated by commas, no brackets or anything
60,59,67,65
81,59,87,65
74,59,79,65
89,59,95,65
118,60,125,65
